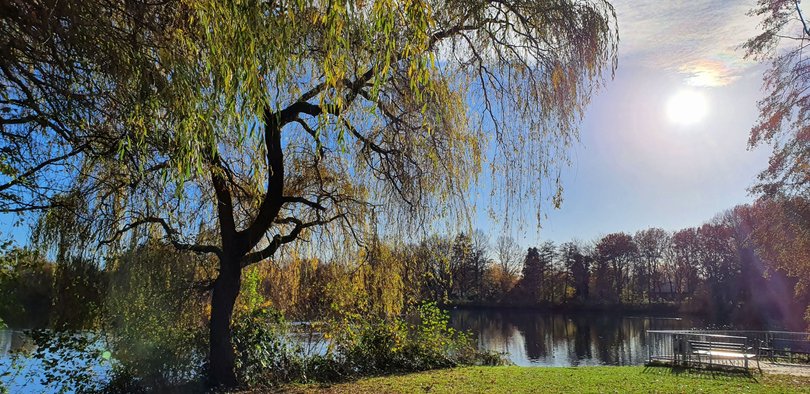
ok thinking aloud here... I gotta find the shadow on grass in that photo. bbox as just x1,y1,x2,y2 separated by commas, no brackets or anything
642,361,759,383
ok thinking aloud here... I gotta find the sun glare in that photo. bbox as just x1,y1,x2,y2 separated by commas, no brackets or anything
666,90,709,126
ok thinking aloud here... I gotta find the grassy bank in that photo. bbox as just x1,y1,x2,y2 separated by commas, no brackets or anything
287,366,810,393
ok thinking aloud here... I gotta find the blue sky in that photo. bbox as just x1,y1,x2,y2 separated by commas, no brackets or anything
481,0,780,246
0,0,790,250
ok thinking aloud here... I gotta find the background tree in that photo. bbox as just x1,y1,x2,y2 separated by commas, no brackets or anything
51,257,107,330
744,0,810,197
744,197,810,324
634,228,669,303
670,228,701,298
3,0,618,386
537,241,557,302
560,241,590,302
494,235,522,295
0,248,53,328
695,223,740,319
450,233,473,300
594,232,636,303
415,235,455,305
520,247,543,303
469,230,491,300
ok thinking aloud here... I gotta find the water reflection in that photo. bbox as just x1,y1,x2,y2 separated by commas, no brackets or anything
0,330,9,356
450,309,703,366
1,330,111,393
0,330,28,358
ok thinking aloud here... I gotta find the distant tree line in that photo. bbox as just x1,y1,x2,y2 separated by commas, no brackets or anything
413,197,806,329
1,196,807,332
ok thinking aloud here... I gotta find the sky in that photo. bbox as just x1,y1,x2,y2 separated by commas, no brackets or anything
0,0,793,250
483,0,782,246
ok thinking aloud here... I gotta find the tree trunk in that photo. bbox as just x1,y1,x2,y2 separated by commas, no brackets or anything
209,258,241,388
647,260,652,304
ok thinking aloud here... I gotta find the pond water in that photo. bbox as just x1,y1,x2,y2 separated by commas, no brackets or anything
1,310,706,391
449,309,704,366
1,329,112,393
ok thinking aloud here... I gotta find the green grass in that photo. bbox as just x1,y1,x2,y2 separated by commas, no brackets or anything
286,366,810,393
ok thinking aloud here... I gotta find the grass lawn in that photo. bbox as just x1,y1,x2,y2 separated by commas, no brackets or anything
286,366,810,393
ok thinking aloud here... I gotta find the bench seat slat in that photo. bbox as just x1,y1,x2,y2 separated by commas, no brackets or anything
692,346,751,353
687,339,756,363
692,349,756,359
688,341,746,348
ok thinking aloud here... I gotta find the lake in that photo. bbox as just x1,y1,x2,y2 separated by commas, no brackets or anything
1,310,705,391
449,309,704,366
1,329,113,393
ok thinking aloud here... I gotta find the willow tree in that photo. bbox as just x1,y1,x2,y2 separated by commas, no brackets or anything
4,0,617,386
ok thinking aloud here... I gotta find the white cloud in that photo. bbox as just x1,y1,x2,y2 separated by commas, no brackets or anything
612,0,761,86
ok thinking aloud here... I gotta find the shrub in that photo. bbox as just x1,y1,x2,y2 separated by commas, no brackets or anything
232,305,301,386
229,302,503,388
331,302,504,377
0,249,54,328
100,242,211,391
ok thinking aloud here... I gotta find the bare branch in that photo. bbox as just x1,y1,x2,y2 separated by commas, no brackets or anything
282,196,326,211
101,216,223,258
241,213,345,267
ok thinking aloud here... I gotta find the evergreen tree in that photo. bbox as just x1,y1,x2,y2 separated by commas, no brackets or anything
521,247,543,302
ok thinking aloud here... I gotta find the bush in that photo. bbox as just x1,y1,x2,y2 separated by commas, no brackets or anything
103,327,204,392
232,306,302,386
100,242,211,391
331,302,504,377
51,257,107,330
0,249,54,328
229,302,503,388
231,305,351,387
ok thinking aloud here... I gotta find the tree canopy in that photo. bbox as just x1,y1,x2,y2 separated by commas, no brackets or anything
744,0,810,329
744,0,810,197
2,0,618,386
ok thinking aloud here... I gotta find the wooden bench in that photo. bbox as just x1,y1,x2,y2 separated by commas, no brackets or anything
688,340,759,370
761,338,810,362
772,338,810,354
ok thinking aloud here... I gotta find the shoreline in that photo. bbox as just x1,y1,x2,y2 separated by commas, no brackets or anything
443,301,698,317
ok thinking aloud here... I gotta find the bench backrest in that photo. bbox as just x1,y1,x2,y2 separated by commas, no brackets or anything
772,338,810,353
688,340,747,352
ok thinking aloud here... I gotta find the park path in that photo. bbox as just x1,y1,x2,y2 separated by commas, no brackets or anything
760,361,810,377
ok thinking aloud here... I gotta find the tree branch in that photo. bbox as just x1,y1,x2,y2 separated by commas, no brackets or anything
283,196,326,211
101,216,223,258
210,154,238,251
237,110,285,251
796,0,810,38
241,213,345,267
0,143,88,193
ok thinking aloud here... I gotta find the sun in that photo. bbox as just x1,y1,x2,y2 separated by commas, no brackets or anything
666,90,709,126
